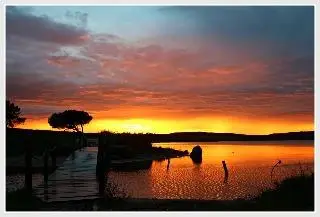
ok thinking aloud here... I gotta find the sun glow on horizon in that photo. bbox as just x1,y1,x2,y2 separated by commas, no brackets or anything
18,116,314,135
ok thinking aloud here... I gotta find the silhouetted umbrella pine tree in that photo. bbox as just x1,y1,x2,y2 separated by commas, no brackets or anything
48,110,93,149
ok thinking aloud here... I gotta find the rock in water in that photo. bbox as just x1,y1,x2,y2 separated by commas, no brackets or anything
190,145,202,163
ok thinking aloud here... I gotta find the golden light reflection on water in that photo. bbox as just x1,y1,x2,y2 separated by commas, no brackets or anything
154,141,314,166
110,141,314,200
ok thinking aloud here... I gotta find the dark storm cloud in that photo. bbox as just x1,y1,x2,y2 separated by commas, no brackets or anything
6,6,89,45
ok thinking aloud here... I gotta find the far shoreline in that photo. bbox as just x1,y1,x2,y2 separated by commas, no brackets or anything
7,128,314,142
153,139,314,146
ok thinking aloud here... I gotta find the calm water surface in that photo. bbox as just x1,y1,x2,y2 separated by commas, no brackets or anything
8,141,314,201
109,140,314,200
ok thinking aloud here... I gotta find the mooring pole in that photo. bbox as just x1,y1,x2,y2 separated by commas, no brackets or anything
222,160,229,183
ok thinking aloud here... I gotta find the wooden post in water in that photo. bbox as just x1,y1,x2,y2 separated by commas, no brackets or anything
222,160,229,183
25,142,32,192
105,135,112,174
96,135,104,176
96,133,113,197
43,149,49,184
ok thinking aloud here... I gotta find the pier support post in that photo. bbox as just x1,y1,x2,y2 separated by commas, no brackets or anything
25,142,32,192
43,150,49,184
96,133,113,197
97,135,107,196
44,149,49,202
96,135,105,176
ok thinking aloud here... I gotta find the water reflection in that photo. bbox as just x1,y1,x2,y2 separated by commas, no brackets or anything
125,141,314,200
44,183,48,201
192,160,201,173
154,141,314,166
112,159,153,171
52,173,57,196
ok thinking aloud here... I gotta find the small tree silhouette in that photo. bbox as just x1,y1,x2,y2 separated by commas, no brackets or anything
6,100,26,128
48,110,92,133
48,110,93,148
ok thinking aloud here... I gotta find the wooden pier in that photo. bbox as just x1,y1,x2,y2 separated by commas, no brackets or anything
33,148,100,202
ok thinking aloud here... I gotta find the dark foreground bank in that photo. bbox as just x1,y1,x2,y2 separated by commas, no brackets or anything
6,173,314,211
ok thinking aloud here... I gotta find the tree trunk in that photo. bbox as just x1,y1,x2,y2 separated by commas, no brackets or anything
80,125,84,149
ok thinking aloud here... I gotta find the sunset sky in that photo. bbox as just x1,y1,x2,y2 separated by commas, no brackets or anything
6,6,314,134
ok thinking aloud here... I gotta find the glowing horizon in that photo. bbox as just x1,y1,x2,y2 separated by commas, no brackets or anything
17,116,314,135
6,6,314,134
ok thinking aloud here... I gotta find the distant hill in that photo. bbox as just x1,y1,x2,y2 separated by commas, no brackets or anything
148,131,314,142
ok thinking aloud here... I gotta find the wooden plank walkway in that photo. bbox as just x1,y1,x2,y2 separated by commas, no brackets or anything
33,147,101,202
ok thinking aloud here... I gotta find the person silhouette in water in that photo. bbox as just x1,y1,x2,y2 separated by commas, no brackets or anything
167,158,170,171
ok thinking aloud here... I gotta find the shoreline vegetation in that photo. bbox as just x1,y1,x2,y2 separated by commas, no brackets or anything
6,173,314,211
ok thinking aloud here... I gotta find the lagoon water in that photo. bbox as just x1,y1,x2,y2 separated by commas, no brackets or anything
109,140,314,200
8,140,314,201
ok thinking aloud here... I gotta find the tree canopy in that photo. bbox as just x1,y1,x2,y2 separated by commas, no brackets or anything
6,100,26,128
48,110,93,133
